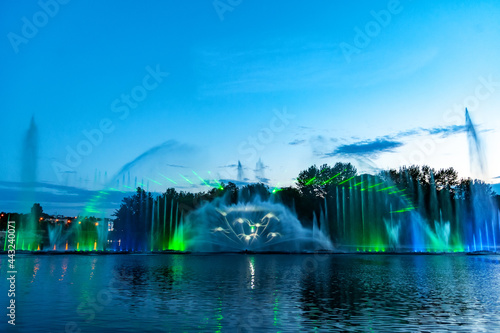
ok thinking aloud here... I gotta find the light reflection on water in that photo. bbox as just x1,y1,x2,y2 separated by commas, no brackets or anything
0,254,500,332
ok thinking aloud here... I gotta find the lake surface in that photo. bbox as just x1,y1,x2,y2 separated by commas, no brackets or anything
1,253,500,332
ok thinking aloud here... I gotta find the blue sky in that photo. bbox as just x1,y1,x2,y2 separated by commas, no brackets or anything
1,0,500,215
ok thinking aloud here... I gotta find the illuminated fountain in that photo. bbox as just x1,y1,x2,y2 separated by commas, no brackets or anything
297,172,498,253
464,108,498,252
186,198,333,252
7,109,499,253
13,117,42,251
108,190,187,252
303,109,499,253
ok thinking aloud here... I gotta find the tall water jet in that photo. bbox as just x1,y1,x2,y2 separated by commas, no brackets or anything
237,161,244,182
21,116,38,208
17,116,41,250
465,108,487,177
255,158,266,182
465,108,498,252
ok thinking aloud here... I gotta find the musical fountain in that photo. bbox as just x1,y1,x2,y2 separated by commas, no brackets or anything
186,198,333,252
6,109,499,253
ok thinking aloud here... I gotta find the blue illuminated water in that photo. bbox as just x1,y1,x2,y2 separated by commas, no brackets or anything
1,254,500,332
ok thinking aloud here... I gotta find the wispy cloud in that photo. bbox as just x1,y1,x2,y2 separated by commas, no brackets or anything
387,125,467,140
256,177,270,184
196,43,439,96
165,164,188,169
352,48,439,87
328,139,403,158
424,125,466,137
218,179,252,187
194,41,347,96
322,124,472,159
0,181,130,215
288,139,306,146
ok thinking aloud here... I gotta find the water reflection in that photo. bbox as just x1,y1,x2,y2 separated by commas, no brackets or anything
30,258,40,283
0,254,499,332
249,257,255,289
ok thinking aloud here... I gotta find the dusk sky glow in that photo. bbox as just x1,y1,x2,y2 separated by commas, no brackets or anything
1,0,500,215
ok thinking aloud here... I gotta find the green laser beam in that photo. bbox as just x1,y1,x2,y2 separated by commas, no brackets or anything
305,177,316,185
158,173,177,184
377,186,396,192
192,170,212,187
321,170,345,185
147,177,162,186
179,174,193,184
272,183,283,193
368,182,384,189
338,175,356,185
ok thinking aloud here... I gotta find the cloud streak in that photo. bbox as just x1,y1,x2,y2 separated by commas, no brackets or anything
288,139,306,146
328,139,403,157
322,124,470,158
422,125,466,138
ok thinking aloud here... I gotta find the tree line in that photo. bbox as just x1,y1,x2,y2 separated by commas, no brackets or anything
112,162,500,235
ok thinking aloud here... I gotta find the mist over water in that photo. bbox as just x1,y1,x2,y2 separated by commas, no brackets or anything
186,197,333,252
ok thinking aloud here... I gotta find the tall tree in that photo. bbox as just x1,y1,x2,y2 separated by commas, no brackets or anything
30,203,44,220
296,162,357,198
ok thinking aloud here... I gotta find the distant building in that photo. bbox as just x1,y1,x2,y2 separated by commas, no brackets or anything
106,219,114,231
44,216,74,225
